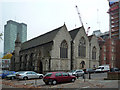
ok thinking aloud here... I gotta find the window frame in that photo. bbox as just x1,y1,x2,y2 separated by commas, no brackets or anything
60,40,68,58
78,37,86,58
92,47,96,60
55,73,62,77
62,73,68,76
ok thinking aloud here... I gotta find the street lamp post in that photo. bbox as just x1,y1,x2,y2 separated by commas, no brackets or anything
89,43,91,79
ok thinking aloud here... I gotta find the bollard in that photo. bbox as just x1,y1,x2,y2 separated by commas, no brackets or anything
24,78,27,85
34,79,37,87
83,74,85,82
76,74,79,79
88,72,91,79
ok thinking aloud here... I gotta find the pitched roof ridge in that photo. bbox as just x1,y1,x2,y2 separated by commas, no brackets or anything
21,24,65,50
69,26,82,40
69,26,82,32
23,25,64,44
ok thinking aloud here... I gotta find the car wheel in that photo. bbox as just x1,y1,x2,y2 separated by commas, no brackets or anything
81,74,84,76
52,80,57,85
48,81,52,85
39,75,43,79
23,77,28,80
71,78,75,82
11,77,15,80
45,82,49,85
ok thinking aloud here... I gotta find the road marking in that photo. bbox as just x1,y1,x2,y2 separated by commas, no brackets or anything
100,80,118,83
82,86,90,88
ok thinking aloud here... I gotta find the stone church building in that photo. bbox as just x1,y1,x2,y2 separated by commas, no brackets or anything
10,24,100,73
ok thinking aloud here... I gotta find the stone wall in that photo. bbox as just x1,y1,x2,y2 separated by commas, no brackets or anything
50,58,70,71
18,42,53,73
73,27,89,70
89,35,100,68
51,26,72,71
105,72,120,80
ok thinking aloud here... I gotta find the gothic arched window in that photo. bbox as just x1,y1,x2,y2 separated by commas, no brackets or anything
24,55,27,70
80,61,85,68
60,40,68,58
92,47,96,60
20,56,22,70
29,53,34,70
78,37,86,58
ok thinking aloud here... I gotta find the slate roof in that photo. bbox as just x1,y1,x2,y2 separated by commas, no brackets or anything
69,27,82,40
21,25,64,50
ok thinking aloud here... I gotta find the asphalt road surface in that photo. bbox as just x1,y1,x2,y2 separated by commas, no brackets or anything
2,72,119,88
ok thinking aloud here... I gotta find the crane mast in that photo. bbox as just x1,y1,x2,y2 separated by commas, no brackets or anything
75,5,83,26
75,5,90,35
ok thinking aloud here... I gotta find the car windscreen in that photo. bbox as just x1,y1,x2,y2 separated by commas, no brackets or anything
15,72,19,74
70,70,75,73
87,69,92,71
17,72,25,74
76,71,82,72
8,71,15,75
45,73,52,77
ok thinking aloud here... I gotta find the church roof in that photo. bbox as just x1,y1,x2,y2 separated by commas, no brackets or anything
21,25,64,50
69,27,82,40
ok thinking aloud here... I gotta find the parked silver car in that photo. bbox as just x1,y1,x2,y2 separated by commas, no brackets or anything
16,71,44,80
68,69,84,77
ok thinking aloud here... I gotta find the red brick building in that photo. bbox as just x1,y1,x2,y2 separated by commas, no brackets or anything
99,38,120,69
98,0,120,69
115,39,120,68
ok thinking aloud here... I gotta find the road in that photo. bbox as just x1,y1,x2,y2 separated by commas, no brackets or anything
2,84,15,88
2,72,120,88
84,72,107,80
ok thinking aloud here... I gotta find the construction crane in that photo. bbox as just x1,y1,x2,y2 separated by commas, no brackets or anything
86,26,91,36
75,5,83,26
75,5,90,36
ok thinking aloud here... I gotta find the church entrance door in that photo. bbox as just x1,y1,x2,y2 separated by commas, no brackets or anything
38,61,43,74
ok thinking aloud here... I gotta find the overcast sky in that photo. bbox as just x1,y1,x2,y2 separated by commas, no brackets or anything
0,0,109,54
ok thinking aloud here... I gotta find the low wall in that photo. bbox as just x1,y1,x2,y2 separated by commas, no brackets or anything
105,72,120,80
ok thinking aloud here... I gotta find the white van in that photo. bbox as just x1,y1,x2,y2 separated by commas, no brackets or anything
95,65,110,72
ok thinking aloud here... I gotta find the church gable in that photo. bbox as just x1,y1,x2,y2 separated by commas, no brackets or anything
89,35,100,68
75,27,89,42
89,35,99,50
49,24,72,71
69,27,81,40
73,26,89,57
89,35,100,60
69,26,89,69
51,24,72,59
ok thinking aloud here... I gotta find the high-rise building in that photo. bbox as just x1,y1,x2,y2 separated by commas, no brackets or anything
0,52,3,58
108,0,120,39
4,20,27,55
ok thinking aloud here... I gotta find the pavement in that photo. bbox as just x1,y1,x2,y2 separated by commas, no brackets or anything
1,73,120,89
2,78,119,88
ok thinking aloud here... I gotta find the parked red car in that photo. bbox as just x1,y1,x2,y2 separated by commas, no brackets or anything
43,72,76,85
